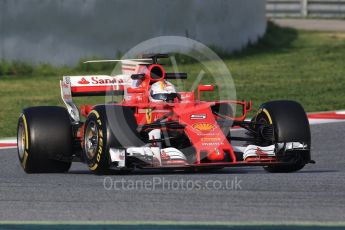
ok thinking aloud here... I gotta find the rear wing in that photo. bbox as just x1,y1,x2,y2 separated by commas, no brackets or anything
60,75,133,122
61,75,132,96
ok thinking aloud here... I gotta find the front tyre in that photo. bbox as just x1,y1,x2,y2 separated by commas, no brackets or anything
254,100,311,173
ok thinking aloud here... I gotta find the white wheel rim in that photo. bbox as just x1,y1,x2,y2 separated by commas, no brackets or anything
84,121,99,160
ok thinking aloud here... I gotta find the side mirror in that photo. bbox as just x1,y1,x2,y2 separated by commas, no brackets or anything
127,87,145,94
197,85,214,101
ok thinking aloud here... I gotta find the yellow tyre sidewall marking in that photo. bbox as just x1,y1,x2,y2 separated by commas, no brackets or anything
21,114,29,169
90,110,100,119
262,108,273,125
89,163,98,171
22,151,29,169
255,108,263,118
22,114,29,150
88,110,104,171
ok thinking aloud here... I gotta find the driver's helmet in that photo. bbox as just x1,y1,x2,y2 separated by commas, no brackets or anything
149,80,178,102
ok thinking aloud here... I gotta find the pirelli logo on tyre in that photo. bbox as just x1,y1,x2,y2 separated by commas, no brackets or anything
88,110,104,171
192,122,215,132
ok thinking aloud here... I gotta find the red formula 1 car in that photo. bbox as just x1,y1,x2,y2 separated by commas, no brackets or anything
17,54,313,174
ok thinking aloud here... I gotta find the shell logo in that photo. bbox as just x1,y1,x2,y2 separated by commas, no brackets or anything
192,123,215,132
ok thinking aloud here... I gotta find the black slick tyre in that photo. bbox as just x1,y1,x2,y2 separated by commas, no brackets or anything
254,100,311,173
17,106,73,173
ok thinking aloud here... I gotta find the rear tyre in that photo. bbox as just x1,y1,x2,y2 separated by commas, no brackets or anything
254,100,311,173
17,106,73,173
83,105,141,174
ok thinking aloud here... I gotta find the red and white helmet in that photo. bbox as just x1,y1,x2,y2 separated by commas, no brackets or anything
149,80,177,102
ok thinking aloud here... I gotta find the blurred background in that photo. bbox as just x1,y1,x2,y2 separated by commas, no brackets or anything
0,0,266,65
0,0,344,137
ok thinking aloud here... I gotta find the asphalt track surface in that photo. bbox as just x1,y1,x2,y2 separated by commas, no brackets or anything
0,122,344,228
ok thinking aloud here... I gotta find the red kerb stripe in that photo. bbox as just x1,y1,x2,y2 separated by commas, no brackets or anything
0,143,17,147
308,112,345,120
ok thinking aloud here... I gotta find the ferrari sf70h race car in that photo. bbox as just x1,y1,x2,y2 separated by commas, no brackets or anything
17,54,313,174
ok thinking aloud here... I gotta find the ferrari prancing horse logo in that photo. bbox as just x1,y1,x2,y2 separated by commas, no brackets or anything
146,108,153,124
